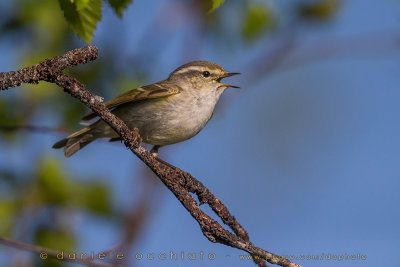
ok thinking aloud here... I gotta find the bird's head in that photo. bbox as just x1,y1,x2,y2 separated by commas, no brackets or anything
168,61,239,93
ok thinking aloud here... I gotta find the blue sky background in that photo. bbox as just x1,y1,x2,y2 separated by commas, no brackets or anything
1,0,400,267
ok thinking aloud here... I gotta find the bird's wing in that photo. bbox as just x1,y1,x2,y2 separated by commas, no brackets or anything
81,81,182,121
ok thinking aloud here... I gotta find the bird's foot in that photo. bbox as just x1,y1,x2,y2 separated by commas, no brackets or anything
150,145,160,157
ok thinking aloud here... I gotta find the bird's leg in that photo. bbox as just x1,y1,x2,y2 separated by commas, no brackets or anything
150,145,161,157
150,145,176,169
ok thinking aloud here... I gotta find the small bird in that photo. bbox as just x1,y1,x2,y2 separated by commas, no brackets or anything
53,61,239,157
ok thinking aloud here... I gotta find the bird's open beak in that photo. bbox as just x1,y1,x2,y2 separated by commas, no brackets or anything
217,72,240,88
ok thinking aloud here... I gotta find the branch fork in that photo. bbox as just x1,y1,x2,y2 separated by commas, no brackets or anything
0,46,301,267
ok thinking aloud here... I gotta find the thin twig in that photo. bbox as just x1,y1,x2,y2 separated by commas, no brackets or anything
0,46,301,267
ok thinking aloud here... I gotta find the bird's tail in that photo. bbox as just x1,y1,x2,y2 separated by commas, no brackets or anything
52,126,95,157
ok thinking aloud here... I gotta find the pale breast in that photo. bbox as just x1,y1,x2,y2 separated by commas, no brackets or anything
113,89,221,146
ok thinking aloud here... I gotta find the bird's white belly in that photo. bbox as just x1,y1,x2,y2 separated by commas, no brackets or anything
114,92,218,146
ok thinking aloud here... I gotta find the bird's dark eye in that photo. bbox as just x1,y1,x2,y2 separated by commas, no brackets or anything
202,71,210,78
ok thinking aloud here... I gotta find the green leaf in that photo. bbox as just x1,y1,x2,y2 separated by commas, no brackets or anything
19,0,69,40
58,0,102,44
35,157,112,215
35,228,75,251
0,201,17,235
242,4,275,41
0,99,28,141
79,182,112,215
107,0,133,17
298,0,339,20
37,158,74,204
209,0,225,13
75,0,91,10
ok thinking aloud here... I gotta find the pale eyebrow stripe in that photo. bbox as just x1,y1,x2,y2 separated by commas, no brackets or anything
173,66,205,75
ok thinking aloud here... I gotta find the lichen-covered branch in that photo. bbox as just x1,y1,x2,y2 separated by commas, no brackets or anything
0,46,301,267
